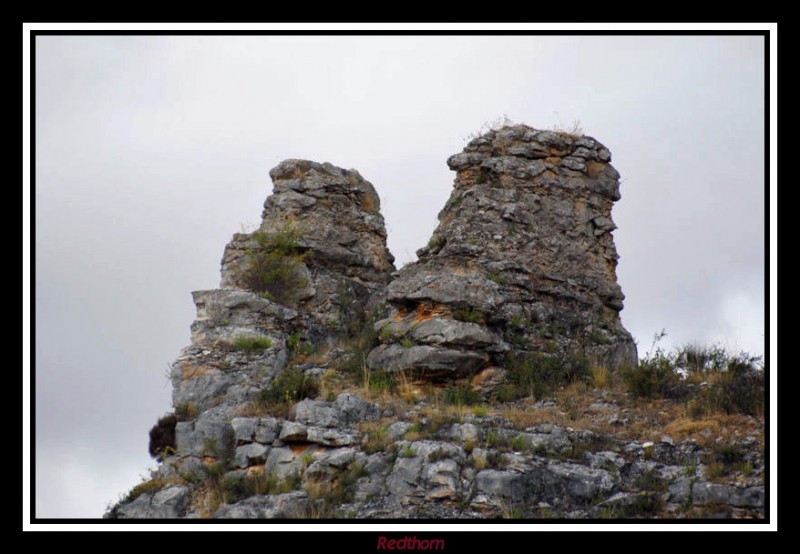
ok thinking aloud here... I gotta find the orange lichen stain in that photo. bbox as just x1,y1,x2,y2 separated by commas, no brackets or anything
412,303,450,325
202,456,217,465
393,307,408,322
544,156,562,166
181,364,212,381
289,444,310,455
586,160,606,178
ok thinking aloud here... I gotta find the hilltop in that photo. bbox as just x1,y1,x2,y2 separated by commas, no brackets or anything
106,126,764,520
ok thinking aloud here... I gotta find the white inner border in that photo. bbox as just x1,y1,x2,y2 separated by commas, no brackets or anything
22,21,778,532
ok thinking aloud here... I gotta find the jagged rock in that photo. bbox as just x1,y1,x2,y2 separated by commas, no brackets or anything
368,124,636,384
233,443,270,468
220,159,395,335
112,486,190,519
542,462,617,502
292,393,381,428
109,136,764,521
174,406,234,457
474,469,531,504
692,482,764,508
265,447,305,480
231,417,283,444
214,491,309,518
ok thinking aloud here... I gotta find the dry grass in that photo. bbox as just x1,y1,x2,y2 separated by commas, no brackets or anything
590,365,610,389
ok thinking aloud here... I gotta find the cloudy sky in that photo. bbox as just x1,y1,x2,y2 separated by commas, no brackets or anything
32,34,766,518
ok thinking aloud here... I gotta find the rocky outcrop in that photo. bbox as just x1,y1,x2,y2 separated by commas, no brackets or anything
167,161,396,414
221,159,395,339
368,125,637,384
107,129,763,520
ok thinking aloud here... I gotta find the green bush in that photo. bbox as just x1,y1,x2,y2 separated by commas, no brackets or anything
693,371,764,417
367,369,397,395
287,332,314,357
239,227,308,304
232,335,273,353
622,349,678,398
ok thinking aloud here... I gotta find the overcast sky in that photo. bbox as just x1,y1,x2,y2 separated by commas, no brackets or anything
33,35,766,518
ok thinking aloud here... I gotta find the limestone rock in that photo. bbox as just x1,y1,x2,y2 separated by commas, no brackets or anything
220,159,395,336
368,124,636,384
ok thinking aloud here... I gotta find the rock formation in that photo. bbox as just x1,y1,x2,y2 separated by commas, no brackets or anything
368,125,637,386
106,129,764,520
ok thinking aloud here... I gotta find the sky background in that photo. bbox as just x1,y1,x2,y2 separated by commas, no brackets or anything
33,35,766,518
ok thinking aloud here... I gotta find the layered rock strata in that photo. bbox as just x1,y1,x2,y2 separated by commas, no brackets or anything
367,125,637,382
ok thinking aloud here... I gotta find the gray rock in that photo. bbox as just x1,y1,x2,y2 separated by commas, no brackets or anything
279,421,309,442
114,486,190,519
668,477,694,504
174,406,233,457
367,344,489,379
367,124,637,384
542,462,617,502
449,423,480,443
213,491,309,518
230,416,282,444
317,447,357,468
335,393,382,425
292,399,342,428
306,426,359,446
234,443,269,468
691,482,731,505
265,447,304,480
587,451,626,471
474,470,529,503
422,459,461,500
386,421,413,441
387,456,424,500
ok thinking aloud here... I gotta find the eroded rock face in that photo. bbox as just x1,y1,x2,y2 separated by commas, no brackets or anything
108,146,764,521
168,161,396,413
220,159,396,334
368,125,637,381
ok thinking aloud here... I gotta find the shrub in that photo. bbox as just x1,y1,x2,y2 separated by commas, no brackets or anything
427,235,446,250
622,348,678,398
510,435,527,452
498,352,565,401
441,383,482,406
238,226,308,304
452,306,483,323
692,370,764,417
366,369,397,395
231,335,273,353
174,403,198,421
364,426,389,454
336,312,381,375
257,367,319,406
148,414,177,460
